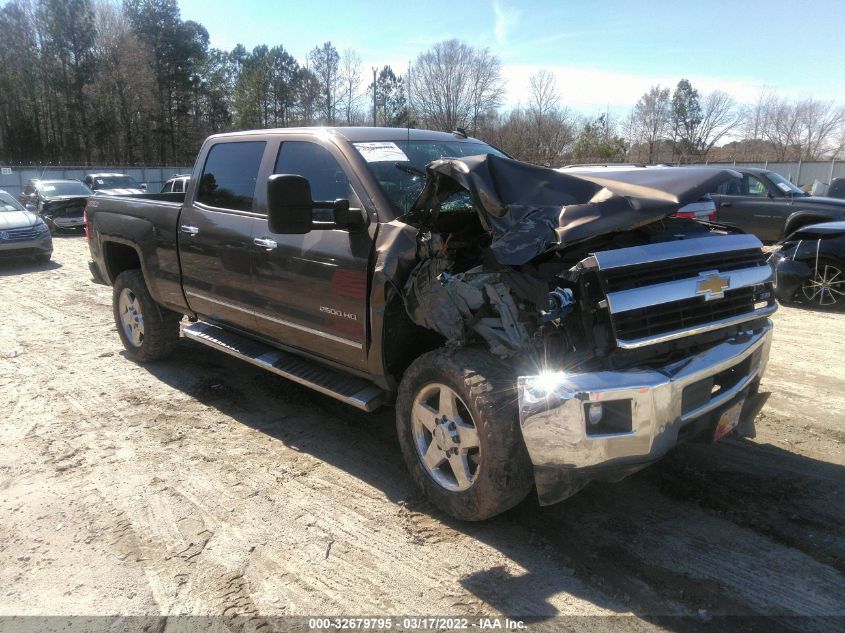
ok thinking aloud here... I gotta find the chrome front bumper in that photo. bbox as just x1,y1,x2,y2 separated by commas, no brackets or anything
518,321,773,476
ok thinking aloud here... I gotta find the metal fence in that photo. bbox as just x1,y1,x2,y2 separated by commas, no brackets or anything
688,160,843,189
2,160,843,198
0,166,192,198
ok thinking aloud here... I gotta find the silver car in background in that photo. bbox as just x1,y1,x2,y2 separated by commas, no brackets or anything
0,190,53,263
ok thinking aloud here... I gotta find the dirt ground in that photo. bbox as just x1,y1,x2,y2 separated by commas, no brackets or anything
0,235,843,632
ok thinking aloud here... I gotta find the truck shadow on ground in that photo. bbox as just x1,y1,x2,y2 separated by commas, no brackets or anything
138,340,844,633
0,258,61,276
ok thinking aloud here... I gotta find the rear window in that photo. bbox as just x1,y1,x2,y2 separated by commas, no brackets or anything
196,141,266,212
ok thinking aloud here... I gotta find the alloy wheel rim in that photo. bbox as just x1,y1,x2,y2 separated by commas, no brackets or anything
411,383,481,492
118,288,145,347
801,263,845,307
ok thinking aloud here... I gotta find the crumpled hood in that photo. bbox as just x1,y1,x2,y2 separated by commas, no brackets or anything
0,210,38,229
411,154,739,265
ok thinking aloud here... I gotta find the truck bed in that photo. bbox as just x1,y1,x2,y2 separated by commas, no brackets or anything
86,192,188,313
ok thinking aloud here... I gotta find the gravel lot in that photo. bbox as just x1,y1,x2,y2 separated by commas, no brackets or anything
1,235,843,631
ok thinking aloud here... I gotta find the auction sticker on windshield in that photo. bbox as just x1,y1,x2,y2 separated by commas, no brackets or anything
353,141,409,163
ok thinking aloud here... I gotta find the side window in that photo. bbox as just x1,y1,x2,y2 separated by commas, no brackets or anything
743,175,768,197
274,141,353,202
720,178,741,196
174,179,185,193
197,141,266,212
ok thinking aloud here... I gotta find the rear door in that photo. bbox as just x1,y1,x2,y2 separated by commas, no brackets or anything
178,139,269,332
250,137,374,371
715,173,783,241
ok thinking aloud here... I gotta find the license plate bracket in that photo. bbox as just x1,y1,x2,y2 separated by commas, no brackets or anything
714,398,745,441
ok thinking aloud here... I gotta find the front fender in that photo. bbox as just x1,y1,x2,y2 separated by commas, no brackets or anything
784,211,836,237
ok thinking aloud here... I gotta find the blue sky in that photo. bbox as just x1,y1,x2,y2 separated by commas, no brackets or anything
178,0,845,113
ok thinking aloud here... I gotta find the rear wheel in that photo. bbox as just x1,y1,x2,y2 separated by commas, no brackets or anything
113,270,181,361
800,259,845,308
396,347,533,521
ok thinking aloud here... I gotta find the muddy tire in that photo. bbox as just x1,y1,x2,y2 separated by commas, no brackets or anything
113,269,181,362
396,347,533,521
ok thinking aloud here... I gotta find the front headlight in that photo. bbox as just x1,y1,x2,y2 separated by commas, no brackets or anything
34,220,50,234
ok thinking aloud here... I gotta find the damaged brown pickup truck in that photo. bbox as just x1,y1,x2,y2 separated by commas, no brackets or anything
86,128,776,520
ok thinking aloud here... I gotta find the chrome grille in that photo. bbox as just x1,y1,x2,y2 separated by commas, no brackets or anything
603,248,767,293
593,234,776,349
613,287,757,342
2,226,41,242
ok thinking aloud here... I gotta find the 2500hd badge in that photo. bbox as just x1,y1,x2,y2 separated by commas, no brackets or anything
320,306,358,320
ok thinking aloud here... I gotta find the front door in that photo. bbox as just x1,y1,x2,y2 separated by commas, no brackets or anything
714,174,783,241
179,139,268,332
251,138,374,371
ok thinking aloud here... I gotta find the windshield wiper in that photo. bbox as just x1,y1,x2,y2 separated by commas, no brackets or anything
394,163,426,178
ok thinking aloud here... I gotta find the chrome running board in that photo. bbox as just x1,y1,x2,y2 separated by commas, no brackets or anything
182,321,384,412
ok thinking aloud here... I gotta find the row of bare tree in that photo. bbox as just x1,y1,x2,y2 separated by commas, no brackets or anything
1,0,843,166
622,81,845,165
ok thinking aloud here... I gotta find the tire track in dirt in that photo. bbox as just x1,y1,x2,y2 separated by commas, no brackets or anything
2,236,844,629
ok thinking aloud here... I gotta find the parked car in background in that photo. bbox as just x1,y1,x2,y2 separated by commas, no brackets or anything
160,174,190,193
0,189,53,262
769,221,845,308
827,177,845,200
83,173,146,196
710,168,845,242
560,165,718,222
18,179,91,233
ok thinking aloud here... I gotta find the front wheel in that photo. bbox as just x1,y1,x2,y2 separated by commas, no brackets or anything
799,259,845,308
113,269,181,362
396,347,533,521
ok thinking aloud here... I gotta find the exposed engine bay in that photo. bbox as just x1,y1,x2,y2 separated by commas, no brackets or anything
403,213,729,366
394,156,769,372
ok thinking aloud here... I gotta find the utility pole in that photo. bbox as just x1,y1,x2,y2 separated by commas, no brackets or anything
372,67,377,127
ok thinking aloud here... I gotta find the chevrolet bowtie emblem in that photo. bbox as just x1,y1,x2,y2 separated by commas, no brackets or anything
696,272,730,300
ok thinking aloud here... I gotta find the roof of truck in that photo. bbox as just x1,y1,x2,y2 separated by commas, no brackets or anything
208,127,483,143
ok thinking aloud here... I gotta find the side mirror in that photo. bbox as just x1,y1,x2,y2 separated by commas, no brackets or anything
268,174,314,234
140,183,147,191
268,174,368,234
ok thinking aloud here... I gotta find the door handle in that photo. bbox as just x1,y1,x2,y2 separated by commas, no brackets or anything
253,237,278,250
180,224,199,235
720,202,732,208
